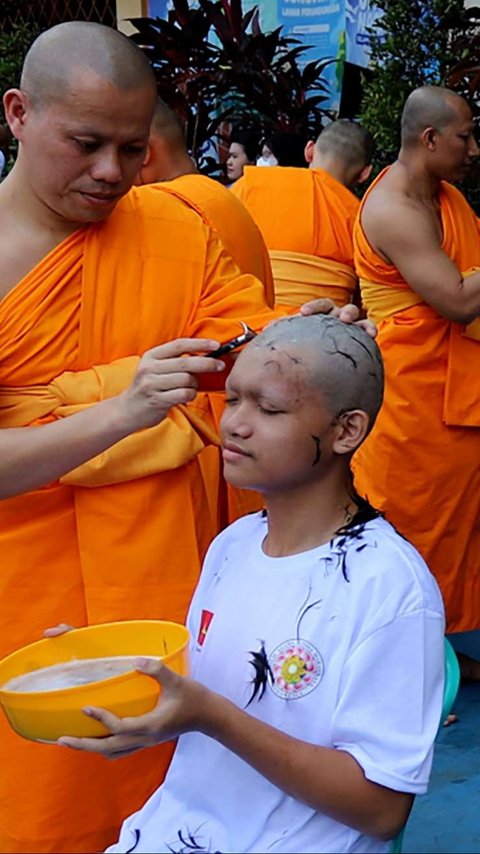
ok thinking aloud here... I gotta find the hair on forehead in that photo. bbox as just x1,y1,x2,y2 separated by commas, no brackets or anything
315,119,375,170
401,85,469,147
21,21,156,107
252,315,384,430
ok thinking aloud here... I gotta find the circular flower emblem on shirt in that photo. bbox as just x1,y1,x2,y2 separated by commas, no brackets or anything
269,639,323,699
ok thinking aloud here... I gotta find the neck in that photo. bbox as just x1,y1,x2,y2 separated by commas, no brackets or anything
162,153,198,182
396,149,441,201
312,154,349,188
262,467,357,557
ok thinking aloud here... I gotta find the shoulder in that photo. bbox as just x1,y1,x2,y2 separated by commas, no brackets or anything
337,517,444,619
206,512,266,559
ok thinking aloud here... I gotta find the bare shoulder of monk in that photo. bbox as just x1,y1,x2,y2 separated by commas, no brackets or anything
361,186,439,267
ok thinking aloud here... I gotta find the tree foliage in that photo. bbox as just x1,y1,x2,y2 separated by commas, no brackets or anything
129,0,332,172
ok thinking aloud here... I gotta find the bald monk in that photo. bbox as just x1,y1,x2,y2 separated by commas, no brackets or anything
353,86,480,669
231,119,374,310
0,20,278,854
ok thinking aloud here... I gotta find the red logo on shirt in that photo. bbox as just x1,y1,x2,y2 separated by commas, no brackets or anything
197,610,214,647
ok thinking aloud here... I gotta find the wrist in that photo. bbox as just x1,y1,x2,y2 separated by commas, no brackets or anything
192,683,235,739
96,394,137,441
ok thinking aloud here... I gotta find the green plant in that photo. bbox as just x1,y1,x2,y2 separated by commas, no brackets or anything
129,0,332,173
0,19,40,170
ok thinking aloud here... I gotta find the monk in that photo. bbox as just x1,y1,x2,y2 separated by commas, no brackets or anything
135,99,276,524
0,20,278,854
136,98,275,306
352,86,480,670
0,21,373,852
231,119,374,310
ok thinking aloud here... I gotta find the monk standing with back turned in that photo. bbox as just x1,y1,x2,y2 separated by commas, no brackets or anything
353,86,480,673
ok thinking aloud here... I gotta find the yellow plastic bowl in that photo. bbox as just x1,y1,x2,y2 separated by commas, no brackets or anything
0,620,189,743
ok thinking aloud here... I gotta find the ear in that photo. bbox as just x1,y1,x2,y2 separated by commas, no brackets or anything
332,410,370,455
3,89,28,141
420,126,437,151
304,140,315,165
355,163,373,185
142,141,153,168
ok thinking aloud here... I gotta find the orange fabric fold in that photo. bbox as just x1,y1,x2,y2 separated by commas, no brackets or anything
159,174,275,307
0,186,275,853
353,172,480,633
232,165,359,308
0,357,218,486
270,250,356,308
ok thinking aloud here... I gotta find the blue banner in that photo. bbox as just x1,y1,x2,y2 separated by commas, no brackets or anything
277,0,345,109
345,0,378,67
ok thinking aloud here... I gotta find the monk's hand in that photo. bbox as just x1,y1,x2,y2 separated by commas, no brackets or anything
118,338,225,431
299,299,377,338
57,658,217,760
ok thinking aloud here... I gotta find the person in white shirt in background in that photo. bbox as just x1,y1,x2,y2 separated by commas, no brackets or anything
58,314,445,854
0,125,9,177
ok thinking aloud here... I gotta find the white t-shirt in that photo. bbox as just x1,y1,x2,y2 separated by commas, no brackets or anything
108,514,445,854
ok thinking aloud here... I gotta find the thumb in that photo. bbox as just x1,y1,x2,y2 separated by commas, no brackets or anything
134,657,177,686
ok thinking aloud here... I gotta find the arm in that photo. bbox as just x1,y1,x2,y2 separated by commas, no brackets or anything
363,197,480,323
58,660,412,842
0,339,223,499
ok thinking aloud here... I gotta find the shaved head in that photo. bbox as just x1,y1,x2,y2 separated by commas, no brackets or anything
21,21,156,108
150,99,186,149
251,315,384,433
315,119,375,172
401,86,469,148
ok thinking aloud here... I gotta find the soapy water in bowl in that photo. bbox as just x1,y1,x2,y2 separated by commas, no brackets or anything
3,656,160,693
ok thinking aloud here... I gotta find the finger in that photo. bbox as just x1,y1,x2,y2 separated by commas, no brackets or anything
356,319,377,339
145,339,220,360
299,298,336,316
337,304,359,323
57,733,130,754
43,623,75,637
142,357,225,377
135,657,178,688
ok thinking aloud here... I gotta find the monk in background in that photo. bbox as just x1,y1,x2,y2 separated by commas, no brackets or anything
231,119,374,310
135,98,275,524
0,21,277,854
353,86,480,676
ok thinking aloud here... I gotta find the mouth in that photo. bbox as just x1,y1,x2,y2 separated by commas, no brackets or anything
79,192,119,206
221,441,252,461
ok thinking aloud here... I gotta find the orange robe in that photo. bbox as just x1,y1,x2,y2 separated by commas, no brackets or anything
353,174,480,633
232,165,359,309
160,174,277,524
0,185,274,853
161,173,275,307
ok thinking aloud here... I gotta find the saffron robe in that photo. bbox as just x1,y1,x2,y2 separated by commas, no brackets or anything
160,174,277,524
231,166,359,309
0,185,274,853
353,173,480,633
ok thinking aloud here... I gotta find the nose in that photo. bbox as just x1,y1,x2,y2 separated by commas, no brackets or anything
220,403,253,439
90,148,124,184
469,135,479,159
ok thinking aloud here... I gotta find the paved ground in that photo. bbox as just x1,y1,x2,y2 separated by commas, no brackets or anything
404,634,480,853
